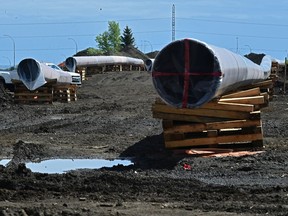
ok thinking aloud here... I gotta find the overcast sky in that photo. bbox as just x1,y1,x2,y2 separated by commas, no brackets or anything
1,0,288,66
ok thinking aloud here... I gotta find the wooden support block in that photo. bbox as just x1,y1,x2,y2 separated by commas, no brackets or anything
165,133,263,149
53,85,77,103
152,82,267,150
76,67,86,81
152,103,252,120
202,101,255,112
164,133,185,142
13,81,54,104
164,119,261,134
249,111,261,120
162,120,174,129
155,97,256,112
153,112,228,123
240,79,273,90
221,88,261,99
219,95,265,105
207,130,218,137
162,117,263,149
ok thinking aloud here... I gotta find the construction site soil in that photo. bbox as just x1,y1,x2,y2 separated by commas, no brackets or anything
0,70,287,215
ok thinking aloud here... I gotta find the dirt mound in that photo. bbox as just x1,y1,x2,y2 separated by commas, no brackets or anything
119,45,150,60
145,50,159,59
75,45,152,61
10,140,48,163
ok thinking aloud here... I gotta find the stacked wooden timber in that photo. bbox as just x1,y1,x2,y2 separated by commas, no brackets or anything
13,80,77,104
53,84,77,103
271,62,279,82
83,64,144,77
76,67,86,81
152,80,273,149
13,80,54,104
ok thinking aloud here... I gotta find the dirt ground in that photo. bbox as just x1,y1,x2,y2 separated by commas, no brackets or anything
0,70,287,216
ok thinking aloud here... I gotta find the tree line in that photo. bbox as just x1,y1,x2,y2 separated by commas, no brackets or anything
77,21,136,56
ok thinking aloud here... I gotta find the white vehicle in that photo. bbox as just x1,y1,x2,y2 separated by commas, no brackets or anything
0,69,19,92
45,63,82,86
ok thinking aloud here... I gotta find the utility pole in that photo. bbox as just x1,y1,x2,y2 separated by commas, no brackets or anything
68,38,78,54
284,57,287,94
236,37,239,53
3,34,15,68
143,40,153,52
245,44,252,53
172,4,175,41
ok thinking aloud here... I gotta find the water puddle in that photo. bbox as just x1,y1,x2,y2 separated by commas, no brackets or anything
0,159,9,166
0,158,133,174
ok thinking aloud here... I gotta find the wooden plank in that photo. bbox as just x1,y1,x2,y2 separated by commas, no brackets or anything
164,119,261,134
152,103,251,119
260,92,269,102
207,130,218,137
219,95,265,105
14,98,52,102
162,120,174,129
164,133,185,142
202,101,254,112
165,133,263,148
155,97,255,112
242,80,273,89
251,79,273,88
221,88,261,99
249,111,261,120
14,93,52,97
153,112,228,123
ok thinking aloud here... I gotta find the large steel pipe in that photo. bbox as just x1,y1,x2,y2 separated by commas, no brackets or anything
152,38,272,108
65,56,144,72
17,58,72,91
145,59,155,72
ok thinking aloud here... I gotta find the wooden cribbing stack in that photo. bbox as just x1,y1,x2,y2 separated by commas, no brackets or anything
78,64,144,78
53,84,77,103
13,80,78,104
13,80,55,104
152,79,273,149
76,67,87,81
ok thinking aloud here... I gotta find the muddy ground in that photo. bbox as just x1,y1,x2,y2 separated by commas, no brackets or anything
0,70,287,215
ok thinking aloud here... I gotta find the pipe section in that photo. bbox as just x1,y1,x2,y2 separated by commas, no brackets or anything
17,58,72,91
145,59,155,72
65,56,144,72
152,38,272,108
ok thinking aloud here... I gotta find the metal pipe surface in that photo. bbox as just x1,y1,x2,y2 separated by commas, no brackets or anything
17,58,72,90
152,38,272,108
65,56,144,72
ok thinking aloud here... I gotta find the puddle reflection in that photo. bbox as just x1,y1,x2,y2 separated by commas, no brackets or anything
0,158,133,174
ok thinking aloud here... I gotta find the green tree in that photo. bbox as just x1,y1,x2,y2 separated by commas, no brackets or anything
108,21,121,52
86,47,102,56
96,31,111,54
121,26,135,48
75,47,102,56
95,21,121,54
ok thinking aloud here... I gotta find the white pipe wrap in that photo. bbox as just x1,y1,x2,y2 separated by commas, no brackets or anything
17,58,72,91
152,38,272,108
65,56,144,72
